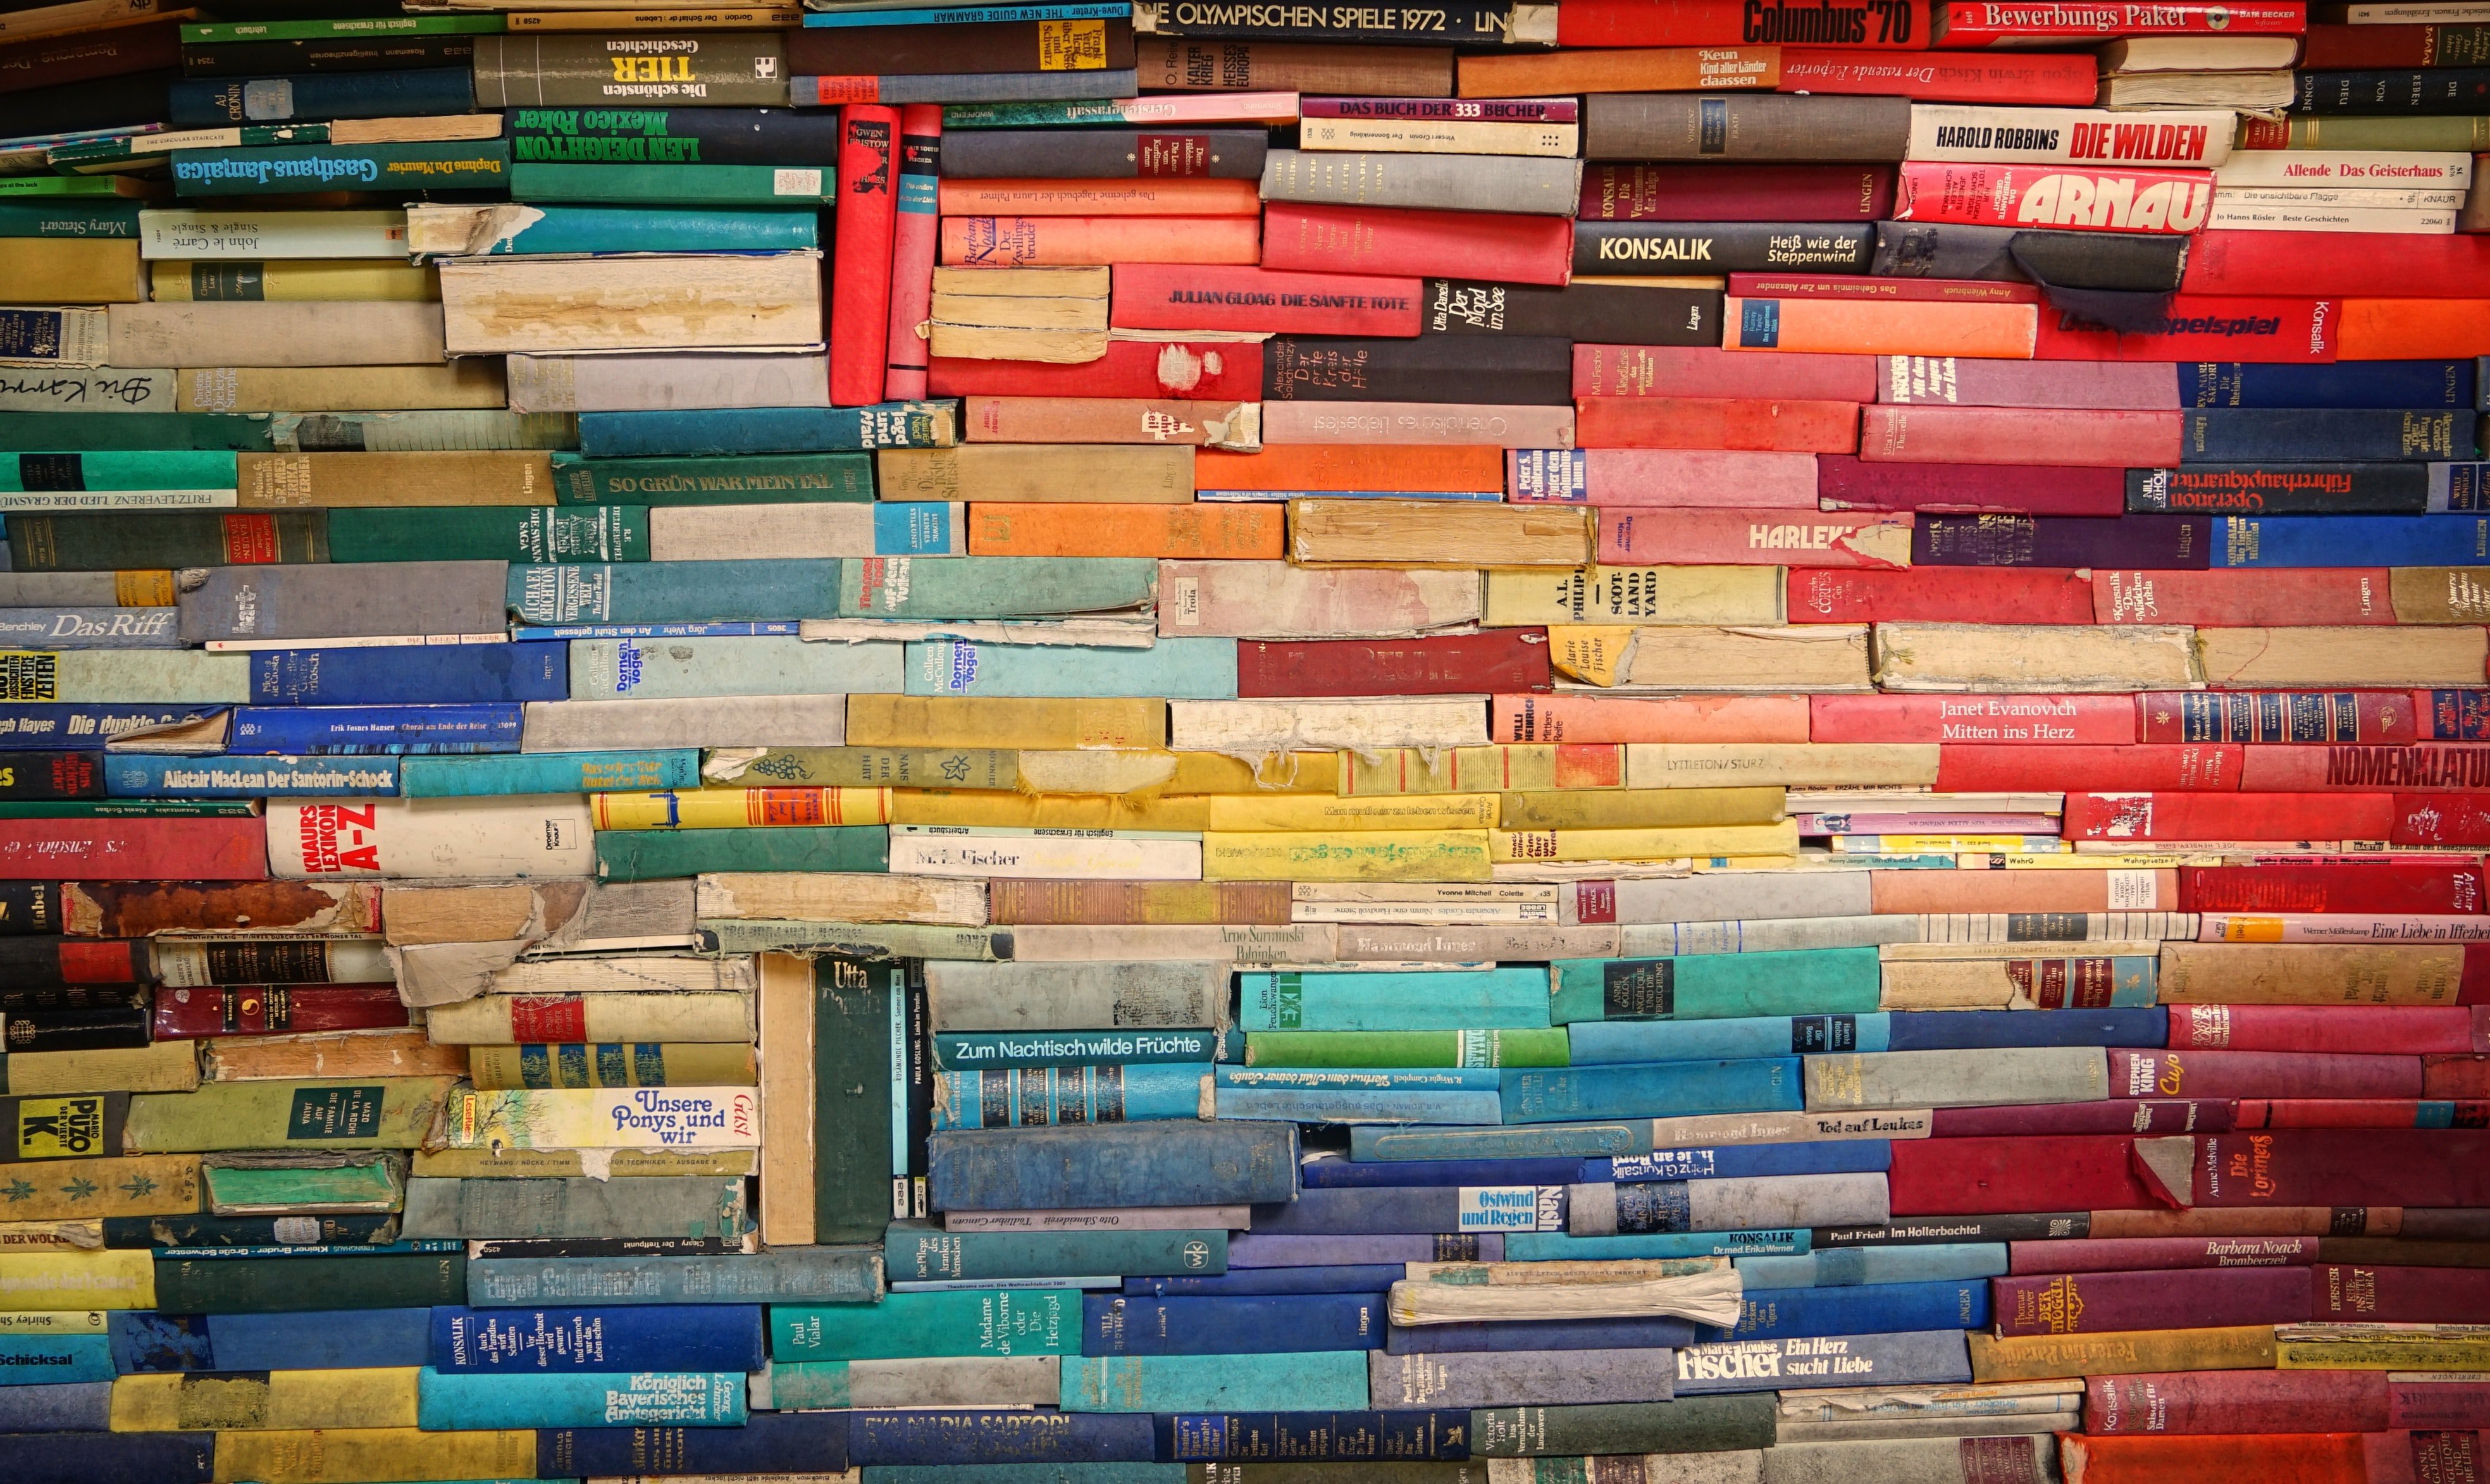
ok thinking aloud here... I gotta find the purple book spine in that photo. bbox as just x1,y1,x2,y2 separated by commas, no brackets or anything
1929,1099,2236,1137
1815,456,2127,515
1912,514,2211,568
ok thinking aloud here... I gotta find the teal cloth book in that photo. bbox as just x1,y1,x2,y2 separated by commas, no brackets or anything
772,1289,1079,1360
171,140,514,195
325,507,648,566
511,560,843,624
512,163,838,206
397,750,698,796
1062,1352,1369,1413
0,452,235,490
1236,968,1552,1033
884,1223,1226,1282
1549,949,1885,1025
840,557,1159,619
1501,1060,1804,1124
1507,1230,1811,1261
1733,1244,2007,1289
416,1367,745,1427
552,451,872,505
569,636,905,700
902,638,1237,698
0,1334,115,1385
445,204,819,254
934,1063,1206,1130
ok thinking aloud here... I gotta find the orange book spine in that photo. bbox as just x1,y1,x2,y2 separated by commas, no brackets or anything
968,502,1286,558
963,396,1256,447
1492,693,1813,743
1869,868,2181,913
2340,299,2490,361
2057,1433,2365,1484
936,178,1266,216
1457,45,1780,97
1725,296,2038,357
939,215,1263,267
1194,445,1506,493
1574,396,1860,453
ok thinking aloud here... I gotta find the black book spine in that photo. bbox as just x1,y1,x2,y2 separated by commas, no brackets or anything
0,751,102,800
1873,221,2189,292
1913,514,2212,569
1264,335,1574,404
180,35,478,77
2129,462,2432,514
103,1211,398,1248
1136,0,1530,46
2295,67,2490,114
1575,221,1874,276
2181,409,2476,464
0,881,58,936
2,1003,152,1052
1,1089,127,1161
0,69,175,140
939,127,1268,178
0,982,141,1013
1422,278,1721,344
1812,1211,2092,1246
0,934,144,985
903,959,931,1220
502,106,848,167
164,939,347,986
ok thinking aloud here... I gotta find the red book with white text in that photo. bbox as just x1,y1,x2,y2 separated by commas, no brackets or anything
830,104,901,407
1815,455,2125,514
1597,508,1912,568
2035,296,2339,364
2179,863,2486,915
1238,633,1554,698
1110,264,1424,336
1938,743,2243,792
1859,405,2184,466
929,340,1265,400
2315,1264,2490,1323
2182,231,2490,298
883,102,941,402
1894,161,2215,234
1575,397,1861,453
1780,46,2096,101
2019,1236,2320,1277
2169,1004,2487,1054
2062,790,2396,841
2239,744,2490,793
1935,0,2306,46
1810,693,2137,743
2393,793,2490,846
1575,344,1876,402
2088,1370,2490,1437
1559,0,1931,47
1731,273,2038,304
1580,163,1896,221
2092,569,2394,627
1786,567,2096,624
1261,202,1573,286
0,820,266,881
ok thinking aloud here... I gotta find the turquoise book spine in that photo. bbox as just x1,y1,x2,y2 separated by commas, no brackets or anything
1733,1242,2007,1289
839,556,1159,620
1210,1087,1504,1124
592,825,889,881
0,452,235,491
551,451,872,505
0,1334,115,1383
398,749,698,796
933,1063,1205,1130
1550,948,1885,1025
1500,1059,1803,1124
934,1028,1226,1071
1568,1015,1894,1065
101,753,398,797
465,204,819,254
511,560,843,624
1504,1229,1811,1261
884,1225,1227,1282
1062,1352,1369,1414
568,636,905,700
171,140,514,195
902,638,1237,699
771,1289,1078,1360
512,162,838,205
1237,968,1551,1033
415,1367,745,1427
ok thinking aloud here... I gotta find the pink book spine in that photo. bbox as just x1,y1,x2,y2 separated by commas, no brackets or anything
1597,508,1912,569
2085,1370,2389,1435
1815,454,2126,514
1991,1265,2313,1337
1504,448,1819,507
2390,1378,2490,1430
2171,1004,2487,1054
1573,343,1877,401
1934,743,2243,792
1859,404,2187,467
2317,1263,2490,1323
1787,568,2097,624
1810,693,2139,745
1491,692,1812,744
1924,1098,2231,1137
2093,569,2395,627
2009,1234,2321,1276
1260,400,1576,448
2109,1047,2425,1101
883,103,941,402
1876,354,2180,409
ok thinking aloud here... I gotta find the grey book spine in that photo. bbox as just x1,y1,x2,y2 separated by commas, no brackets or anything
754,1355,1062,1409
400,1175,748,1240
1372,1349,1674,1409
1471,1395,1778,1456
1673,1330,1975,1397
1583,95,1911,162
924,960,1227,1032
276,411,578,452
1775,1413,2074,1441
175,560,510,641
1618,917,1923,956
1567,1173,1890,1237
1803,1048,2107,1111
0,573,144,606
929,1120,1299,1210
0,1380,110,1430
874,68,1141,103
1614,873,1874,924
464,1248,884,1306
1755,1435,2062,1484
1260,150,1583,215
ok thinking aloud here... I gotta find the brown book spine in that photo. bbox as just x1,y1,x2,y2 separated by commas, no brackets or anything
986,879,1292,924
0,17,180,94
63,881,382,937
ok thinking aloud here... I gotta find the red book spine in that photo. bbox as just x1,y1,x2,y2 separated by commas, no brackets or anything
1991,1265,2312,1336
2038,295,2341,364
2241,745,2490,793
1574,343,1877,402
2195,1129,2490,1208
2173,1004,2487,1054
1558,0,1930,47
1787,567,2096,624
2138,691,2417,745
1927,1099,2234,1137
2110,1048,2425,1101
1597,508,1908,567
1895,162,2215,234
1574,397,1861,454
1937,743,2241,793
1859,404,2184,467
1110,264,1425,336
2060,1435,2365,1484
1261,202,1572,286
2392,1378,2490,1430
831,104,901,408
2061,791,2398,841
2299,23,2460,66
2014,1234,2320,1276
2181,230,2490,299
2394,793,2490,846
1811,693,2140,745
929,340,1265,400
1887,1134,2172,1216
2424,1054,2490,1098
1814,454,2126,514
2181,863,2488,915
2095,569,2393,628
883,102,942,403
2317,1263,2490,1323
0,820,266,881
149,984,410,1039
1235,633,1554,698
1519,449,1819,508
2084,1370,2389,1435
38,938,149,984
1780,46,2097,102
2238,1098,2489,1127
1939,0,2305,44
1578,163,1896,222
1732,273,2038,304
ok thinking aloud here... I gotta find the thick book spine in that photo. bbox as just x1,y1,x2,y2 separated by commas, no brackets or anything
1993,1266,2312,1336
831,104,900,407
928,1120,1298,1211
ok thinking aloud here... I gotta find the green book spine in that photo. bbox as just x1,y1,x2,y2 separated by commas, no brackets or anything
8,510,325,572
125,1078,454,1153
324,507,646,564
1242,1029,1569,1069
717,746,1018,788
771,1287,1078,1360
1471,1395,1778,1456
815,955,896,1246
0,178,147,197
552,452,874,505
170,141,515,197
151,1252,467,1313
594,825,889,882
512,162,836,206
201,1155,403,1214
184,15,507,40
0,452,235,492
0,202,140,238
0,413,271,452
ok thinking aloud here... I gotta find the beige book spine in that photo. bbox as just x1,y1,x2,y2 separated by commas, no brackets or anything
1002,922,1334,963
1876,960,2030,1009
180,362,505,414
107,302,447,368
420,993,759,1045
379,881,590,946
695,872,989,925
412,1147,755,1178
0,239,142,304
2196,624,2489,686
1169,698,1489,755
438,252,824,354
1585,624,1869,691
486,954,755,994
0,1041,198,1095
1483,565,1785,626
1288,498,1591,566
2390,567,2490,623
1158,560,1483,638
758,951,814,1248
149,261,438,303
876,446,1194,502
1624,743,1940,788
236,451,553,507
2156,941,2465,1005
1873,622,2203,692
201,1029,468,1082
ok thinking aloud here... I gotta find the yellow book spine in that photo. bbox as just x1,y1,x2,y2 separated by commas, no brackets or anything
118,571,177,606
1205,793,1499,832
211,1426,537,1484
590,787,893,830
1203,830,1492,883
149,261,440,303
0,1308,107,1332
0,1041,199,1095
889,789,1211,831
1492,821,1802,863
846,695,1167,750
1158,750,1339,795
1340,744,1626,796
0,1153,200,1220
113,1367,421,1431
0,1248,154,1310
1967,1325,2277,1383
1545,625,1637,686
1497,786,1786,831
2277,1339,2490,1370
2,239,141,303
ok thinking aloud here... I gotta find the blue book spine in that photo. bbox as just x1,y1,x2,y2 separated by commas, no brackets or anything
877,503,967,555
102,753,398,797
0,1378,108,1428
1063,1352,1370,1414
109,1308,435,1372
1299,1153,1580,1187
15,1434,214,1484
248,643,568,705
1500,1060,1802,1124
934,1063,1208,1130
1251,1185,1561,1237
1733,1244,2007,1289
1671,1328,1973,1395
0,703,212,749
1384,1317,1697,1354
1229,1233,1503,1267
417,1367,745,1428
1081,1294,1385,1356
1569,1013,1889,1065
807,1,1128,24
0,608,180,648
428,1304,765,1373
2180,359,2474,409
509,559,843,624
229,703,524,754
2433,462,2490,509
1592,1141,1893,1183
1885,1006,2167,1051
1211,1089,1504,1124
1125,1265,1408,1297
935,1029,1226,1071
170,67,475,126
469,204,819,254
1504,1229,1809,1262
0,1333,113,1385
397,749,698,797
2215,514,2490,567
1508,448,1589,502
514,621,805,639
1699,1280,1990,1343
1153,1411,1471,1462
1237,968,1551,1032
847,1409,1157,1466
929,1121,1299,1212
905,637,1237,700
1223,1069,1504,1093
579,404,955,457
2182,408,2475,462
538,1410,853,1475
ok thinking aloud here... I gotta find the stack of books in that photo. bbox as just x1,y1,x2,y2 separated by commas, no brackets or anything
1,0,2489,1479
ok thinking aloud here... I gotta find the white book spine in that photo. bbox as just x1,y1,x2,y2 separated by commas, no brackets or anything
263,796,597,879
1905,106,2234,166
1169,698,1489,753
522,696,850,751
886,832,1202,880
